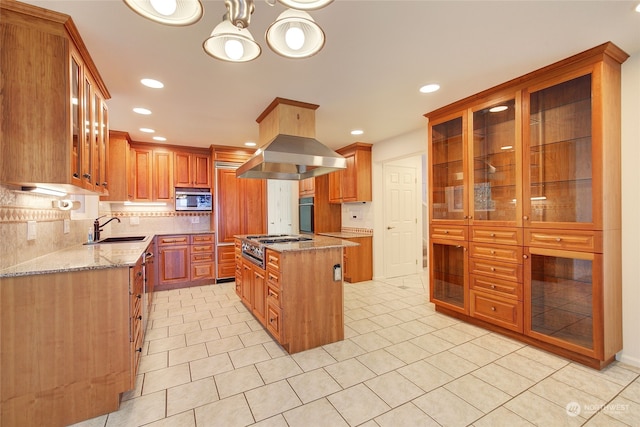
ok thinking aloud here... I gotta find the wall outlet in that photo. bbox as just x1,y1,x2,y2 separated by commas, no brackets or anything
27,221,36,240
63,219,70,234
191,216,199,224
130,216,140,225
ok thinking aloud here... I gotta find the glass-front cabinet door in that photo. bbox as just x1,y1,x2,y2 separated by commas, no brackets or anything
470,98,520,225
70,51,83,187
429,113,467,223
430,241,468,314
524,248,600,357
524,73,594,228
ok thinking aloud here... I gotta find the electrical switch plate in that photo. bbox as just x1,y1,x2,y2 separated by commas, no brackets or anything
333,264,342,281
63,219,70,234
130,216,140,225
27,221,36,240
191,216,199,224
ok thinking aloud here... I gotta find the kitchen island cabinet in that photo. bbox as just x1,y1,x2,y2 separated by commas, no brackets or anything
0,239,154,427
235,236,354,353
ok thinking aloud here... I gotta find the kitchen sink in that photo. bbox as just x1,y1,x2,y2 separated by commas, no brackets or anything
99,236,146,243
85,236,147,245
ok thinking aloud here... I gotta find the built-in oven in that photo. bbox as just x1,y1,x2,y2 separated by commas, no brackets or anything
299,197,314,234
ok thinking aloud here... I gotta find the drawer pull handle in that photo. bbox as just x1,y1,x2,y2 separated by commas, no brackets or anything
491,306,496,311
136,347,143,353
556,238,562,242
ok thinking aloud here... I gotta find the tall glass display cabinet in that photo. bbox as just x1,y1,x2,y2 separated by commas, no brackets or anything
426,42,627,369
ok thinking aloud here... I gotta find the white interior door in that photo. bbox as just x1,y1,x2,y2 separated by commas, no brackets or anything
267,180,294,235
384,164,418,278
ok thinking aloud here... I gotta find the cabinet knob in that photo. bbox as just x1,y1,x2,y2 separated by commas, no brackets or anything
490,284,496,289
490,267,496,272
102,182,108,187
490,250,496,255
137,294,142,299
73,173,80,178
491,306,496,311
523,215,529,220
83,173,91,179
137,315,142,320
555,238,562,242
136,347,143,353
490,233,496,237
444,230,449,234
523,254,529,259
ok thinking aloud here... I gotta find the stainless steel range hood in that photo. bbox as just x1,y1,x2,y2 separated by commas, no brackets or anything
236,134,346,180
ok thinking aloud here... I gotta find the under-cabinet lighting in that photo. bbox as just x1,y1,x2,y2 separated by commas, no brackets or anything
123,201,167,206
22,186,67,197
500,145,513,150
530,196,547,201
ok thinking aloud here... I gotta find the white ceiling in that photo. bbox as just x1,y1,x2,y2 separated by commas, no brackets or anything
23,0,640,150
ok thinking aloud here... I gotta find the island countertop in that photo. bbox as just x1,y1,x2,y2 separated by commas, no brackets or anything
235,234,358,253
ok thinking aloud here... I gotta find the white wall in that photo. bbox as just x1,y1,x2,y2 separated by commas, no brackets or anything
619,51,640,367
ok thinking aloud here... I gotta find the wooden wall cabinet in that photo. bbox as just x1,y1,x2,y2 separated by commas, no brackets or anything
175,150,212,188
101,131,131,201
130,144,174,202
0,1,110,194
329,143,373,203
426,42,627,369
299,177,315,197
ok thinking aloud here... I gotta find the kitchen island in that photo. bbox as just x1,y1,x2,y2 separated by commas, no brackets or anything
235,234,357,353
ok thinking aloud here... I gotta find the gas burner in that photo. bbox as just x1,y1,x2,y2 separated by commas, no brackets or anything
258,236,313,244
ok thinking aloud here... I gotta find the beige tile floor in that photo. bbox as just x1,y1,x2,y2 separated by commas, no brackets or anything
74,270,640,427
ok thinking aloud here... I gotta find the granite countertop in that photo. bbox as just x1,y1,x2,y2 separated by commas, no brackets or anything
235,234,359,253
0,235,155,278
318,231,373,239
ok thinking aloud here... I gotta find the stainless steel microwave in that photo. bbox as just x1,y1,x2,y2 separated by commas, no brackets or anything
175,189,212,211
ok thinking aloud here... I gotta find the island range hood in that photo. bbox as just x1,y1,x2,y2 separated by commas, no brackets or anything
236,98,346,180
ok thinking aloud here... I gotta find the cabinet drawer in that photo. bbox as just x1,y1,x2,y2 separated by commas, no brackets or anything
266,283,281,307
192,243,214,254
267,267,281,289
431,225,467,241
157,235,189,246
266,300,283,343
471,227,522,245
192,262,214,281
469,258,522,282
191,233,214,244
470,290,523,332
469,242,523,264
234,239,242,251
470,274,521,300
525,229,601,252
266,250,281,271
191,252,214,263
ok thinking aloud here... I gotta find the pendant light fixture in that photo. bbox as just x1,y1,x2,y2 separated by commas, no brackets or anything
266,9,325,59
123,0,203,26
123,0,331,62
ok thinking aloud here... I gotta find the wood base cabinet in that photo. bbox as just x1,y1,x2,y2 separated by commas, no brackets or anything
426,42,627,369
342,236,373,283
157,233,215,290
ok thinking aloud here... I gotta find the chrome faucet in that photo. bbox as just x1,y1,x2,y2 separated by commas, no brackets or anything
93,215,121,242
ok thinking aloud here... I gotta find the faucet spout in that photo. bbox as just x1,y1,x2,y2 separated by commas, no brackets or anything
94,216,121,241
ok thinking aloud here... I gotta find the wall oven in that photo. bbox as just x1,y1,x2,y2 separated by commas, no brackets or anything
299,197,314,234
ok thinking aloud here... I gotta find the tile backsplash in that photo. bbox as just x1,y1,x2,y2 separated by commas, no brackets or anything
0,184,211,270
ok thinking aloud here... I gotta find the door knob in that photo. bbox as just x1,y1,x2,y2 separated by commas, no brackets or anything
387,226,395,230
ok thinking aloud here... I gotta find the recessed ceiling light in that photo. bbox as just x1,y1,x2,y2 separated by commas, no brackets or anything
141,78,164,89
140,128,155,133
419,83,440,94
153,136,167,142
351,129,364,136
636,3,640,12
133,107,152,115
244,141,257,147
489,105,508,113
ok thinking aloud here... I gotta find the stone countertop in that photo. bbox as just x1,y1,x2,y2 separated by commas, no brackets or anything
235,234,359,253
317,231,373,239
0,235,156,278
